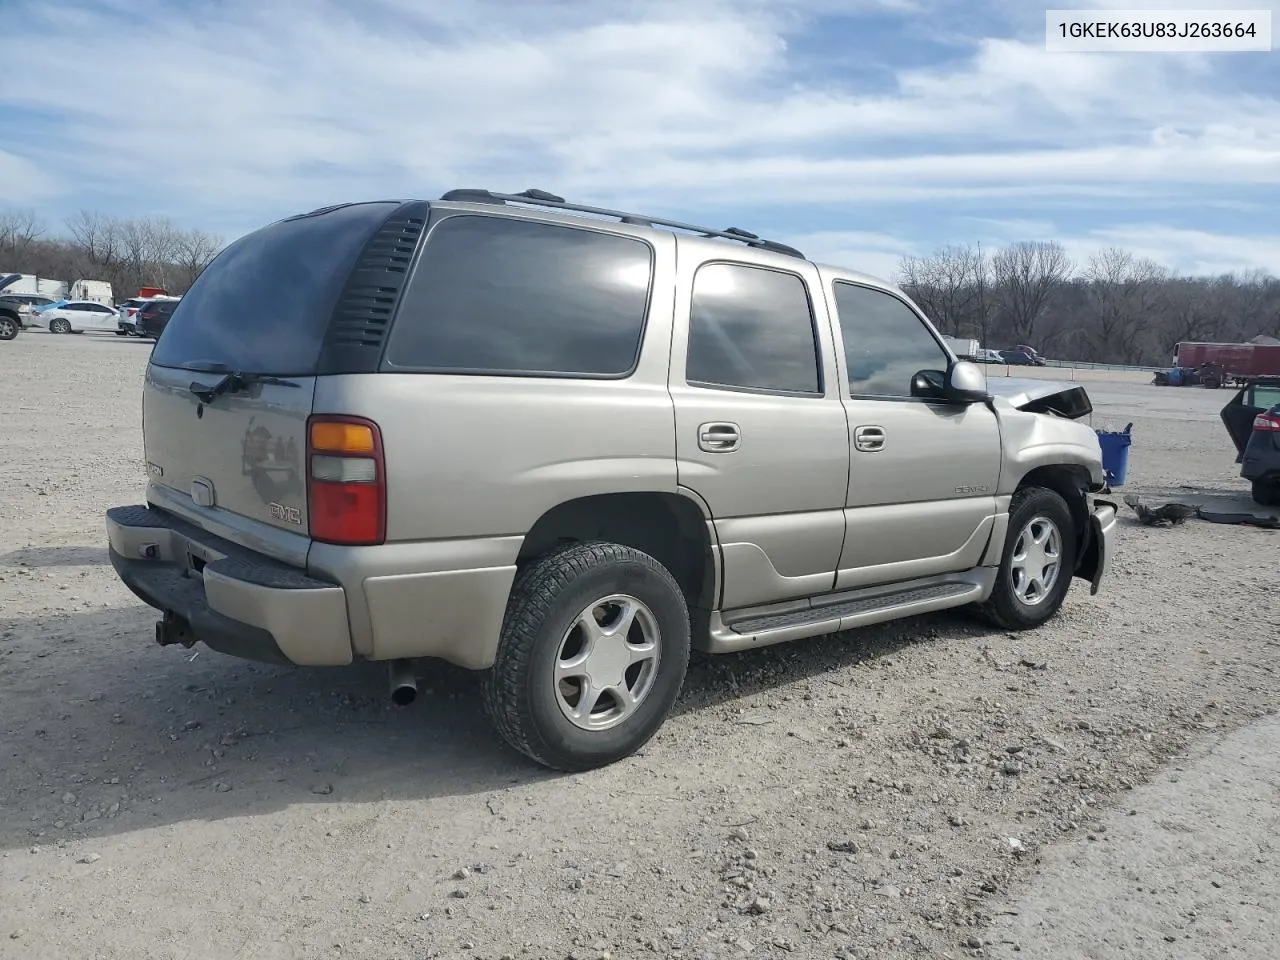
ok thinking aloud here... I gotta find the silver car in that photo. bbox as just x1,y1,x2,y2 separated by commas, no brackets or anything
105,190,1117,771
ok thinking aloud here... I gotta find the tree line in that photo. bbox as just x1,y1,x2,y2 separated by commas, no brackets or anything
897,241,1280,366
0,208,222,301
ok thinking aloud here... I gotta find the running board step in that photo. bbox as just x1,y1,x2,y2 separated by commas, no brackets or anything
705,575,991,655
729,581,977,634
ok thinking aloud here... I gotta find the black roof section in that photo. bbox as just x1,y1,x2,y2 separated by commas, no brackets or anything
438,188,805,259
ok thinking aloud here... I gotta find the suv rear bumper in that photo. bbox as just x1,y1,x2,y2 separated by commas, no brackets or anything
106,505,353,666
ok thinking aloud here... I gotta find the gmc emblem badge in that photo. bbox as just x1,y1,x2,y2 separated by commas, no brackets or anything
269,502,302,525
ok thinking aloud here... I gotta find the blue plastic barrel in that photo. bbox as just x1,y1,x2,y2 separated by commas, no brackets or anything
1097,423,1133,487
1168,367,1183,386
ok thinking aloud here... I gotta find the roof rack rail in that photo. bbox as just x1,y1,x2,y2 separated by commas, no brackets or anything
437,188,805,259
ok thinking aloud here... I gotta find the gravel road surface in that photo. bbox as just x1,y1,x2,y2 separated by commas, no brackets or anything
2,332,1277,960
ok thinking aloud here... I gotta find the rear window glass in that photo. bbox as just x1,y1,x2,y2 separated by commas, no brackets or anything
383,214,652,377
150,202,397,375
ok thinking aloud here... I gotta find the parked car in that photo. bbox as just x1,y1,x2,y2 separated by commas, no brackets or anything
116,298,151,336
117,295,179,336
34,299,120,334
974,348,1006,364
134,296,181,339
0,299,24,340
104,189,1116,771
1000,348,1047,367
0,293,58,339
1221,376,1280,506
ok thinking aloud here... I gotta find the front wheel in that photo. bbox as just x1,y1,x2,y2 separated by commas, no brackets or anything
482,541,691,771
978,487,1078,630
1253,478,1280,507
0,316,18,340
49,318,72,334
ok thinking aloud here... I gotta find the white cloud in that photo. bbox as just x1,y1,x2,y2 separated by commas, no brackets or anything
1062,226,1280,277
0,151,62,204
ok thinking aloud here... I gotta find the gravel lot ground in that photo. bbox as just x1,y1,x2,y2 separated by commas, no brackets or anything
2,332,1278,960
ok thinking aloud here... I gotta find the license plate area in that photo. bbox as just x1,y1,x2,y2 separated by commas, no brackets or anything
180,538,222,579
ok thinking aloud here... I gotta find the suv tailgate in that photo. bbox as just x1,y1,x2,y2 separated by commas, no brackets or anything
141,200,404,561
144,366,316,539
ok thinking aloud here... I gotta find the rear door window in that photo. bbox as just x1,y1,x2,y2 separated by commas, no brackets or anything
685,262,821,394
383,214,653,377
150,201,398,375
1248,384,1280,410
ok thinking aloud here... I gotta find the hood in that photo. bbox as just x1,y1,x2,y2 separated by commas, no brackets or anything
985,377,1093,420
0,274,20,293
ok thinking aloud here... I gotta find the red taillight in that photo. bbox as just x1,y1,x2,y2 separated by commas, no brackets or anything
1253,412,1280,432
306,414,386,545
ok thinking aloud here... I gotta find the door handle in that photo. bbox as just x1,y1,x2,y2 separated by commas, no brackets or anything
854,425,886,452
698,421,741,452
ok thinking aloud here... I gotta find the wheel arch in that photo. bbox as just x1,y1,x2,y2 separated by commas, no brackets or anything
516,491,718,615
1015,463,1094,576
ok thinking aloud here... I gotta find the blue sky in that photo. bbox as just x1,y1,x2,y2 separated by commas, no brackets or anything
1,0,1278,279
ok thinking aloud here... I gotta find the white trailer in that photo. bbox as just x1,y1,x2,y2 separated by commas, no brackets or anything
0,273,69,299
943,336,980,359
69,279,114,305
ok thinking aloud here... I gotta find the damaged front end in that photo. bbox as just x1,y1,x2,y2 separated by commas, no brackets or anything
984,375,1116,595
984,377,1094,421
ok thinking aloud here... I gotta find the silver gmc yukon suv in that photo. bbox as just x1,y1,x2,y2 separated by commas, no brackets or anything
105,189,1118,771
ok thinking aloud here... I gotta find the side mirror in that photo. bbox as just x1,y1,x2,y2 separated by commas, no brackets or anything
912,361,989,403
945,360,990,402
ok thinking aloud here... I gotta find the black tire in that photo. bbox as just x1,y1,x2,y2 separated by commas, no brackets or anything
49,318,71,334
0,316,18,341
482,541,691,772
978,486,1078,631
1252,478,1280,508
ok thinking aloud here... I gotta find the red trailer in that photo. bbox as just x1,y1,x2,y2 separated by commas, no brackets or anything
1175,342,1280,388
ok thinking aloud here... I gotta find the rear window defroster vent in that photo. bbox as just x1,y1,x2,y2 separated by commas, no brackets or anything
318,200,429,374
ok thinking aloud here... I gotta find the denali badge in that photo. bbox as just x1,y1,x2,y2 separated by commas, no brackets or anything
954,484,991,495
269,502,303,525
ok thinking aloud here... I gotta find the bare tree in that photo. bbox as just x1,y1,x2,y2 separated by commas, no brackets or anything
66,210,123,274
897,244,986,337
0,209,44,261
1081,247,1167,362
990,241,1072,343
172,228,222,290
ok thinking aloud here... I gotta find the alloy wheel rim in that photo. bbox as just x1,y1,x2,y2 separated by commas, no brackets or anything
1010,515,1062,606
554,594,661,731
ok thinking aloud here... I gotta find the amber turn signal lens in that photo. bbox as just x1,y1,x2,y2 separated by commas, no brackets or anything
310,421,375,454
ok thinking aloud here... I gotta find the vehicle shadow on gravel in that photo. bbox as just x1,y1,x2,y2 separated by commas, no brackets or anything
0,605,1000,851
1,545,110,567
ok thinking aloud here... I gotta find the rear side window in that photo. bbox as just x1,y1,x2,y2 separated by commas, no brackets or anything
383,215,652,377
685,262,821,395
150,201,398,375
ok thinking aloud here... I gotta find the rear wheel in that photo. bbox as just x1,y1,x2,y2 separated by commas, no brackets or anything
482,541,691,771
49,318,71,334
1252,478,1280,507
978,486,1077,630
0,316,17,340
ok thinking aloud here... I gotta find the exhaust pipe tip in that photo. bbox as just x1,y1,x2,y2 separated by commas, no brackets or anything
390,683,417,707
388,659,417,706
